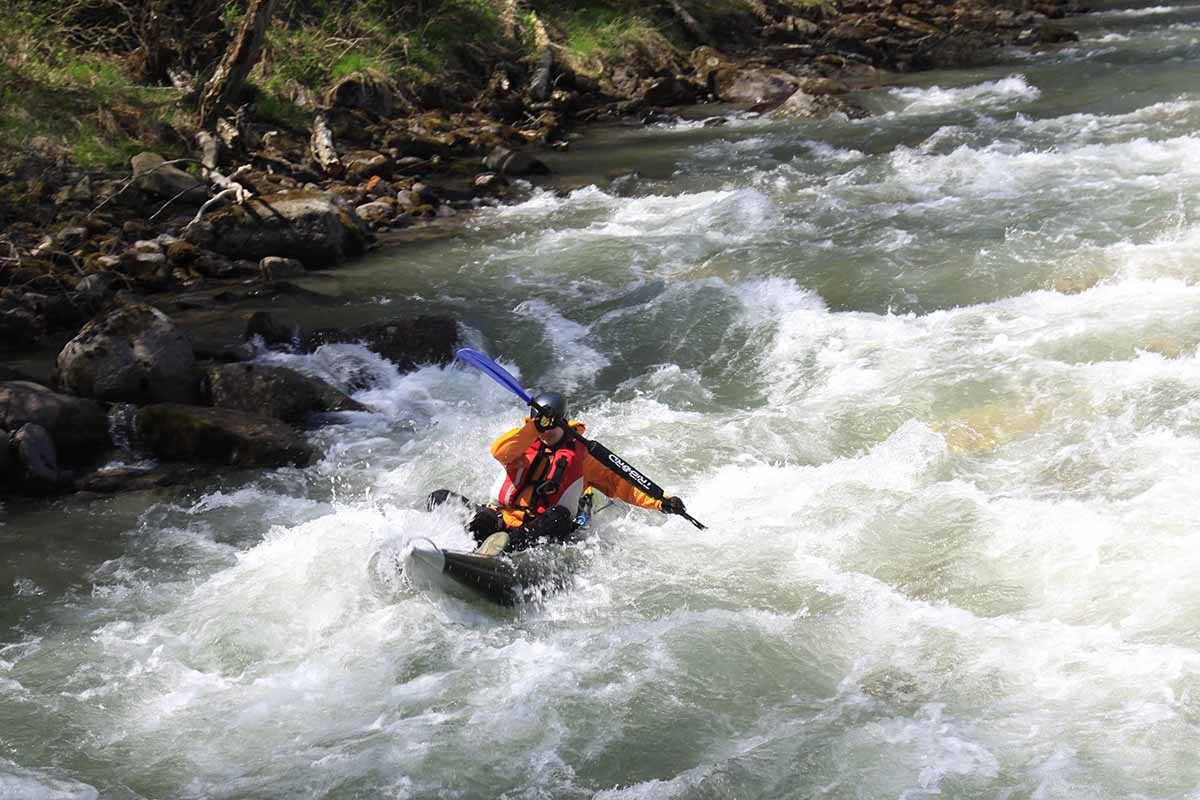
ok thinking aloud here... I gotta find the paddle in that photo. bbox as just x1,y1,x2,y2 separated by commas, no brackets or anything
456,348,707,530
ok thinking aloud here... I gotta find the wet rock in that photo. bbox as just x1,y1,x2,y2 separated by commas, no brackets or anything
135,403,314,468
196,191,371,268
131,152,208,204
355,200,395,228
56,303,198,405
204,363,366,423
712,67,801,105
640,76,702,107
483,146,550,177
259,256,305,281
243,310,302,348
344,150,394,182
74,462,208,493
772,88,861,119
13,423,60,484
0,381,110,460
473,172,509,196
307,316,459,372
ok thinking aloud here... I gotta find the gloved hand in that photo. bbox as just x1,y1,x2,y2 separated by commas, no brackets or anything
661,496,687,515
532,407,561,432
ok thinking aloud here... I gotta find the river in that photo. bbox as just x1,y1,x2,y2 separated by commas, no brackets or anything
4,1,1200,796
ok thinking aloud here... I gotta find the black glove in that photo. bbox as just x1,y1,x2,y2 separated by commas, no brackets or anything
661,496,686,515
532,407,561,432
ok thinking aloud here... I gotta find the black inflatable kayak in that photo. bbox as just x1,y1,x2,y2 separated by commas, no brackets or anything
403,541,588,606
398,488,604,606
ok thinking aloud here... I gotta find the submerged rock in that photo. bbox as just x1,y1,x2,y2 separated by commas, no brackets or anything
258,256,305,281
136,403,314,468
308,316,459,372
56,303,198,405
204,363,366,423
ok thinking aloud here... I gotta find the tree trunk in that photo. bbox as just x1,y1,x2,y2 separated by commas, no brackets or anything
665,0,712,45
198,0,276,130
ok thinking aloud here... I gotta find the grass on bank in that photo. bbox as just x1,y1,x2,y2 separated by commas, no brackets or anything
0,4,189,169
0,0,824,172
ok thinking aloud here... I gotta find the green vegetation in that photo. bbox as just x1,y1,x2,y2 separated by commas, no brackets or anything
0,0,789,170
0,4,188,168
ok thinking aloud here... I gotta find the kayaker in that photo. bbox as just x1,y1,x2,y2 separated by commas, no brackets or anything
427,391,690,552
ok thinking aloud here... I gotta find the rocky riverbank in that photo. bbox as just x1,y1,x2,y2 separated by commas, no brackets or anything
0,0,1082,498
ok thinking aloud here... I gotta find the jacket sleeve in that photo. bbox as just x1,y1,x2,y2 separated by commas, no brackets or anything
582,452,663,511
491,417,539,466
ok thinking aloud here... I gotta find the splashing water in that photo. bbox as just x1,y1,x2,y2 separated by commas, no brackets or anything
5,3,1200,797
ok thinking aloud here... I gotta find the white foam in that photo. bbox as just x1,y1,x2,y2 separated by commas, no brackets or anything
1099,5,1182,16
887,75,1042,116
0,760,97,800
512,299,610,392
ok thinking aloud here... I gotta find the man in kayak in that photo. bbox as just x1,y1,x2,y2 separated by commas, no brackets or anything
427,391,690,553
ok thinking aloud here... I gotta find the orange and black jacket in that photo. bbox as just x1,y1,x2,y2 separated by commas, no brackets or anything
489,417,663,528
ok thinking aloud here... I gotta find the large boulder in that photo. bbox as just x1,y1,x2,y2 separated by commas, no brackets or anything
56,304,198,405
0,381,110,461
196,192,371,268
136,404,314,468
308,316,459,372
204,363,366,423
712,67,802,105
131,152,208,204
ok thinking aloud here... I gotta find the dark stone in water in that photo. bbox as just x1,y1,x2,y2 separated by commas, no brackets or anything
203,363,367,423
135,403,314,468
308,316,459,372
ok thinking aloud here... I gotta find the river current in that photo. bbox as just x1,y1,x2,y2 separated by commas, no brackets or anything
4,2,1200,797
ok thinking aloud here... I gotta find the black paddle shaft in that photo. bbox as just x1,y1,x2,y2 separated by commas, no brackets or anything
572,432,707,531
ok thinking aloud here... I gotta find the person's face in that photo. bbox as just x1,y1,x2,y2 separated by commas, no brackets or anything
538,425,564,446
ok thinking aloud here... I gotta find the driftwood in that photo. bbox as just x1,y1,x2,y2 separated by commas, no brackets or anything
182,165,254,237
310,113,342,176
195,131,221,171
198,0,276,129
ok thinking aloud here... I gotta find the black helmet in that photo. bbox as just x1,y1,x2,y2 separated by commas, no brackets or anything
531,391,567,419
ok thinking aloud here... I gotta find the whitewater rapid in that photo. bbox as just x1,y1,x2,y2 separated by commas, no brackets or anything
5,2,1200,797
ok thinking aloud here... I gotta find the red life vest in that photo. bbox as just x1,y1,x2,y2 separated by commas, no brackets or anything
495,437,586,518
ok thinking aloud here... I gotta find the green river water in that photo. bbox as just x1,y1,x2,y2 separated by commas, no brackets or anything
4,2,1200,796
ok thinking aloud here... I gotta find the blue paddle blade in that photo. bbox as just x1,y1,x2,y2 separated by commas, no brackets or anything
455,348,532,404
